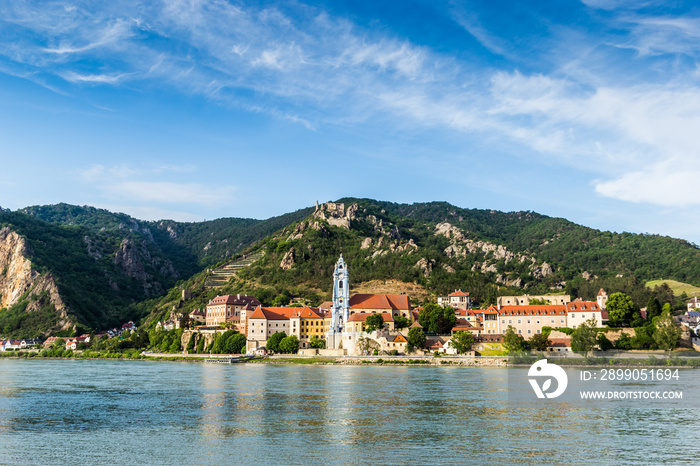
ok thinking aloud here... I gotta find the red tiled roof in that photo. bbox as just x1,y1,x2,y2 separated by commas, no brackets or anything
482,305,499,315
498,305,567,316
248,306,289,321
448,289,470,297
548,338,571,348
248,306,324,321
346,312,394,323
409,320,423,328
566,302,599,312
292,307,324,319
349,294,411,311
208,295,262,307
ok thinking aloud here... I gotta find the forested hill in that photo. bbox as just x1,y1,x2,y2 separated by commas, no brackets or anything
0,204,312,336
20,203,314,270
143,199,699,326
2,199,699,336
356,199,700,284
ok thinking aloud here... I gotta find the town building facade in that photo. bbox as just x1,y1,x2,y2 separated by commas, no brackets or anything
497,294,570,309
438,290,472,310
497,305,568,336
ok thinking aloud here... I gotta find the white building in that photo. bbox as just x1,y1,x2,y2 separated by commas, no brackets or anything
566,301,606,328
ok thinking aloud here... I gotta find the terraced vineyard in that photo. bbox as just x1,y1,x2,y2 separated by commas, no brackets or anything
203,251,265,289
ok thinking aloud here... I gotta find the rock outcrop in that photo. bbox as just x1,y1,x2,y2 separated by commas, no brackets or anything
313,202,358,229
435,222,555,285
113,238,178,295
0,227,70,331
280,248,295,270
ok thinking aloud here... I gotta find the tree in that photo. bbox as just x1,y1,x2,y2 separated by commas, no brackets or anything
615,332,632,349
266,331,286,352
606,293,637,327
503,325,525,353
450,331,474,354
653,310,682,356
168,337,180,353
407,327,426,353
309,336,326,349
186,334,197,353
225,333,247,354
418,303,456,334
631,324,657,350
571,318,598,355
646,297,661,321
596,333,614,351
529,298,548,305
279,335,299,353
179,314,191,330
528,333,551,351
393,314,410,329
364,313,385,332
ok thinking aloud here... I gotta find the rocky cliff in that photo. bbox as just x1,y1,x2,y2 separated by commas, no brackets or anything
0,227,71,332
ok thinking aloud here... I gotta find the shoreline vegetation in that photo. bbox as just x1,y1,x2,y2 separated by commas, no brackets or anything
2,350,700,368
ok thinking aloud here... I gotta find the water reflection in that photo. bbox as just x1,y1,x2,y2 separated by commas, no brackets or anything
0,360,699,464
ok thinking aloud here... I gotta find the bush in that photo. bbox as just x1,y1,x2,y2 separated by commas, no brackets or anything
389,349,398,356
647,355,662,366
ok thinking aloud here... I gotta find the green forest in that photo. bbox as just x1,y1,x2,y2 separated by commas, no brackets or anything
2,199,699,337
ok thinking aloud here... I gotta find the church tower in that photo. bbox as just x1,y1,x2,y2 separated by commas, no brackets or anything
331,255,350,333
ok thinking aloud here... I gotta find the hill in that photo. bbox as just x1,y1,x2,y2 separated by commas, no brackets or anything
646,280,700,298
0,204,312,336
143,199,699,325
2,199,698,336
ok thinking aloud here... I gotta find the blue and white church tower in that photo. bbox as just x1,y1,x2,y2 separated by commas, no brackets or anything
328,255,350,348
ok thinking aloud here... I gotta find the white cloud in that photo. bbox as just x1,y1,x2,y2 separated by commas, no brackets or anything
448,3,508,56
61,71,132,84
80,164,197,180
5,0,700,215
89,203,207,222
105,181,235,206
595,166,700,207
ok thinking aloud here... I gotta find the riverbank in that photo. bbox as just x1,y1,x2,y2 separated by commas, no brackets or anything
3,350,699,368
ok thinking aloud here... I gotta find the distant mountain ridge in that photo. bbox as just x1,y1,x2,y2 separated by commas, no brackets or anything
1,199,698,337
0,203,312,336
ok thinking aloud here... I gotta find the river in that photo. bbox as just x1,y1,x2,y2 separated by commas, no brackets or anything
0,359,698,464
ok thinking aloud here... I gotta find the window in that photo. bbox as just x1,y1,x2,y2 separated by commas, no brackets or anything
528,330,531,334
518,320,521,324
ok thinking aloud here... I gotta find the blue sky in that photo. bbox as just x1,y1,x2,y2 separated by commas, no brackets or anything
1,0,700,244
